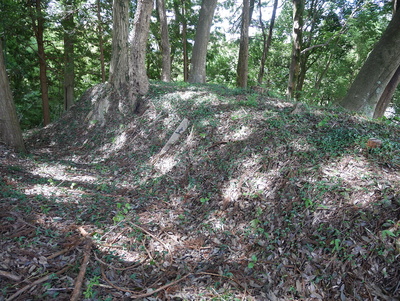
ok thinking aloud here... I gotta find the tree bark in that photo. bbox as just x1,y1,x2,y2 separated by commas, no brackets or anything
0,40,25,152
313,52,333,97
373,62,400,118
130,0,153,96
156,0,171,82
62,0,75,111
296,51,309,93
181,2,189,82
236,0,250,88
340,9,400,117
188,0,218,84
372,0,400,118
173,0,189,81
287,0,304,100
97,0,106,82
30,0,50,126
257,0,278,85
109,0,134,114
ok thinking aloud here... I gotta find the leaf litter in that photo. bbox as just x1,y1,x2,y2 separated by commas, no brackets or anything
0,81,399,300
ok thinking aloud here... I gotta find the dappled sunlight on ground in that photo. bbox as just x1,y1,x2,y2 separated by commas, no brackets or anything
322,154,400,207
1,83,399,300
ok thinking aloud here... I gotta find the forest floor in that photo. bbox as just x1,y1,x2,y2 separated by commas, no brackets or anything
1,81,400,301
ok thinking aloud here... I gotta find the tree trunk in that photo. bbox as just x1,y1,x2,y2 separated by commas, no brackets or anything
109,0,134,114
313,52,333,97
236,0,250,88
188,0,218,83
0,40,25,152
372,0,400,118
340,9,400,117
130,0,153,95
62,0,75,111
30,0,50,126
173,0,189,81
181,2,189,82
296,51,309,93
373,64,400,118
257,0,278,85
287,0,304,100
156,0,171,82
97,0,106,82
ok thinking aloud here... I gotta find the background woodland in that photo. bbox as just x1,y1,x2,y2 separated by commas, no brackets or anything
1,0,400,131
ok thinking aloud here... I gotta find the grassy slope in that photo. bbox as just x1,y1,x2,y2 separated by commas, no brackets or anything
1,81,399,300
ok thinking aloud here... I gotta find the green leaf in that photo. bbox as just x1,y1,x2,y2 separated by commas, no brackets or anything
381,230,396,239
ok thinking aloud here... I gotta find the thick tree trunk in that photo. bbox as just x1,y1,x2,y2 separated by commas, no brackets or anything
257,0,278,85
130,0,153,95
0,40,25,152
109,0,134,114
236,0,250,88
287,0,304,100
372,0,400,118
156,0,171,82
340,9,400,117
62,0,75,111
373,64,400,118
97,0,106,82
188,0,218,84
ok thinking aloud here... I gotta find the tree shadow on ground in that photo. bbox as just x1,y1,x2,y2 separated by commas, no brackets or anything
2,83,399,299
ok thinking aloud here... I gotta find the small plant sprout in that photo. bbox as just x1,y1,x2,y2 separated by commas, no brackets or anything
113,203,132,223
84,276,100,298
331,238,342,253
200,197,210,204
248,254,258,269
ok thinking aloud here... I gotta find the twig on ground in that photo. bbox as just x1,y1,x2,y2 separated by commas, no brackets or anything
0,270,21,282
206,141,228,150
100,219,126,241
100,264,191,299
128,222,173,263
9,211,36,228
142,239,160,268
196,271,247,290
108,228,128,245
5,266,70,301
46,244,78,260
93,251,145,271
70,227,93,301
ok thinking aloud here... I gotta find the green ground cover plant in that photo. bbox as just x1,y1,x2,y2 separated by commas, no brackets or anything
0,81,399,300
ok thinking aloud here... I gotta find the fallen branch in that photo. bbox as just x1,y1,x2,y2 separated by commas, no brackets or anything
151,118,189,163
70,238,93,301
6,266,70,301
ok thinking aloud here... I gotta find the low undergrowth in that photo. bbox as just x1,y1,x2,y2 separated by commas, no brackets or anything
1,81,399,300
